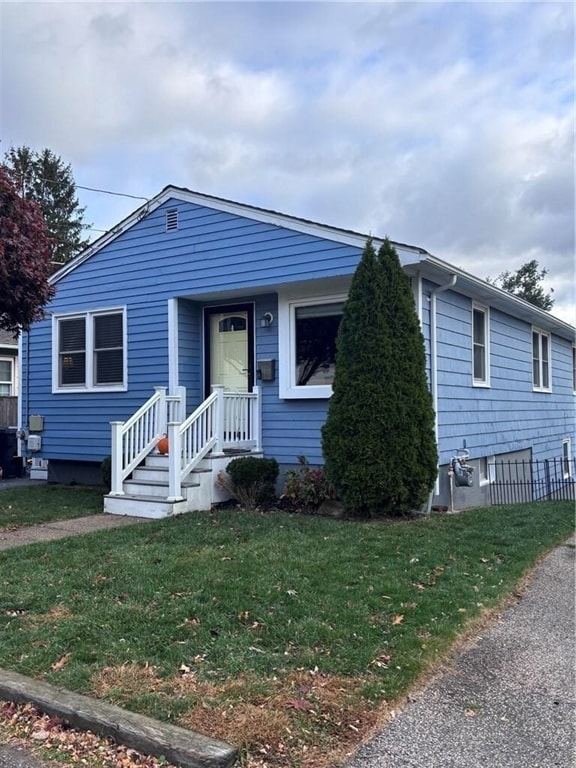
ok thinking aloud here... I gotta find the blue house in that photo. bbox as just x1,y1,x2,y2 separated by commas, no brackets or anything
21,186,575,515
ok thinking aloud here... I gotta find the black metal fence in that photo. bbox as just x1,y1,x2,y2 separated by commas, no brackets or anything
489,458,576,505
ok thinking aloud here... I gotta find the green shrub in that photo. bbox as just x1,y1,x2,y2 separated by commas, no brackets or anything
284,456,335,508
222,456,279,509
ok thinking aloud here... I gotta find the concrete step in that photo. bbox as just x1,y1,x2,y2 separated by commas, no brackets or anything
104,494,189,519
123,477,200,498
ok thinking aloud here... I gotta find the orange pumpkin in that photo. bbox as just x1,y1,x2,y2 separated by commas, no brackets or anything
157,436,169,455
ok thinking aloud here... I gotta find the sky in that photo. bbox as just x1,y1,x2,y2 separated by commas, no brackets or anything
2,0,574,323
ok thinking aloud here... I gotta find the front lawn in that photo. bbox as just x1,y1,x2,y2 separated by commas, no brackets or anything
0,501,573,767
0,485,103,530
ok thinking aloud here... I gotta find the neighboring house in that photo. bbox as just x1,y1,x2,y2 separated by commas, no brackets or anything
0,329,18,427
21,186,576,515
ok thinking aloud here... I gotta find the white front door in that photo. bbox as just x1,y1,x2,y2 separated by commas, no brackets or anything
205,305,254,396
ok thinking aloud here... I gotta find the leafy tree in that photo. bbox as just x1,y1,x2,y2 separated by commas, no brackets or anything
0,166,55,332
3,146,89,268
322,238,437,516
490,259,554,311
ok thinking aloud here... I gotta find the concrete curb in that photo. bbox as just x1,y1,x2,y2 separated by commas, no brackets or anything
0,669,237,768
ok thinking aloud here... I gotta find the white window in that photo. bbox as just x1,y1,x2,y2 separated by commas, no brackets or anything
0,358,14,395
52,308,127,392
479,455,495,486
472,304,490,386
279,295,345,399
562,439,572,479
478,456,488,484
532,328,551,392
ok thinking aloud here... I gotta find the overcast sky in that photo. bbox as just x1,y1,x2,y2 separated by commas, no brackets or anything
2,1,574,322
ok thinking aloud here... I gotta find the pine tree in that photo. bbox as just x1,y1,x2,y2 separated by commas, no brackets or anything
4,146,89,269
322,238,437,516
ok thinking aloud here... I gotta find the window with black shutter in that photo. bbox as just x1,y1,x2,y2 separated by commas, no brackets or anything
59,317,86,386
94,313,124,385
55,309,125,390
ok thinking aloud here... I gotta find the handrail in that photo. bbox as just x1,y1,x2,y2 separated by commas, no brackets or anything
110,385,261,501
109,387,166,495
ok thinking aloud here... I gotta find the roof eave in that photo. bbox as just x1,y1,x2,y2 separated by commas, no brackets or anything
410,254,575,340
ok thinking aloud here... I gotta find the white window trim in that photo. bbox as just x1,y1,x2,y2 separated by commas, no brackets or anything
52,307,128,393
562,438,572,479
487,457,497,485
472,303,490,387
479,455,495,486
0,356,14,395
572,345,576,395
532,327,552,393
278,293,347,399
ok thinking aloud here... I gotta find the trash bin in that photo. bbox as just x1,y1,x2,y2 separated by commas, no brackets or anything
0,428,23,478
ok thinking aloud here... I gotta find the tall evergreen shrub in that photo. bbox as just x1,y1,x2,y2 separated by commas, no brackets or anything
322,238,437,516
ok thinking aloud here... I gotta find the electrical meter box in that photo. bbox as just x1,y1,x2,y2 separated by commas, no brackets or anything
27,435,42,452
257,359,276,382
29,415,44,432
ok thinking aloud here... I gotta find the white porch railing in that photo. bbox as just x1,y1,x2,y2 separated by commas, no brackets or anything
109,387,167,496
110,385,261,501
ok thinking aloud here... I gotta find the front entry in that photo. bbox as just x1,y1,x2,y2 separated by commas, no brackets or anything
204,304,255,397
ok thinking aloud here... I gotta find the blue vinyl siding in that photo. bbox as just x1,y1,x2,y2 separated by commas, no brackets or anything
434,289,575,466
23,195,575,475
25,200,363,463
178,300,201,411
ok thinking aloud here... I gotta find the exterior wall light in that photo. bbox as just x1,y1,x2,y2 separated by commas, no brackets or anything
260,312,274,327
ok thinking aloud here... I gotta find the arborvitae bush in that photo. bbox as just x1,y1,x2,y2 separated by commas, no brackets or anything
322,238,437,516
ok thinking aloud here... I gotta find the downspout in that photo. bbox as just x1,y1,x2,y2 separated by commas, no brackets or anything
428,274,457,507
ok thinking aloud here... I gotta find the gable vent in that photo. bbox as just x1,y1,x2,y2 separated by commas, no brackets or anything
166,209,178,232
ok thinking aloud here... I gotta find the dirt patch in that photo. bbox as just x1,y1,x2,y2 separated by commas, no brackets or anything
92,663,383,767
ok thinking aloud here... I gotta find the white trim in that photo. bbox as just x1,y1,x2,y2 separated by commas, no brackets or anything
411,274,423,324
478,455,495,486
51,307,128,393
278,292,346,399
0,356,15,395
472,303,490,387
572,345,576,394
168,298,179,395
531,327,552,393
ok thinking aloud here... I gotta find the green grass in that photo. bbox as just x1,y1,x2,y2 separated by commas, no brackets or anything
0,500,573,766
0,486,103,529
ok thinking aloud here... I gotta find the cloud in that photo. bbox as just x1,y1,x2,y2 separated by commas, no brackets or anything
2,1,573,321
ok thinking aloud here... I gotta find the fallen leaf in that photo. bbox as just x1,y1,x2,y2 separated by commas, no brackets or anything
287,698,310,710
50,653,71,671
391,614,404,625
